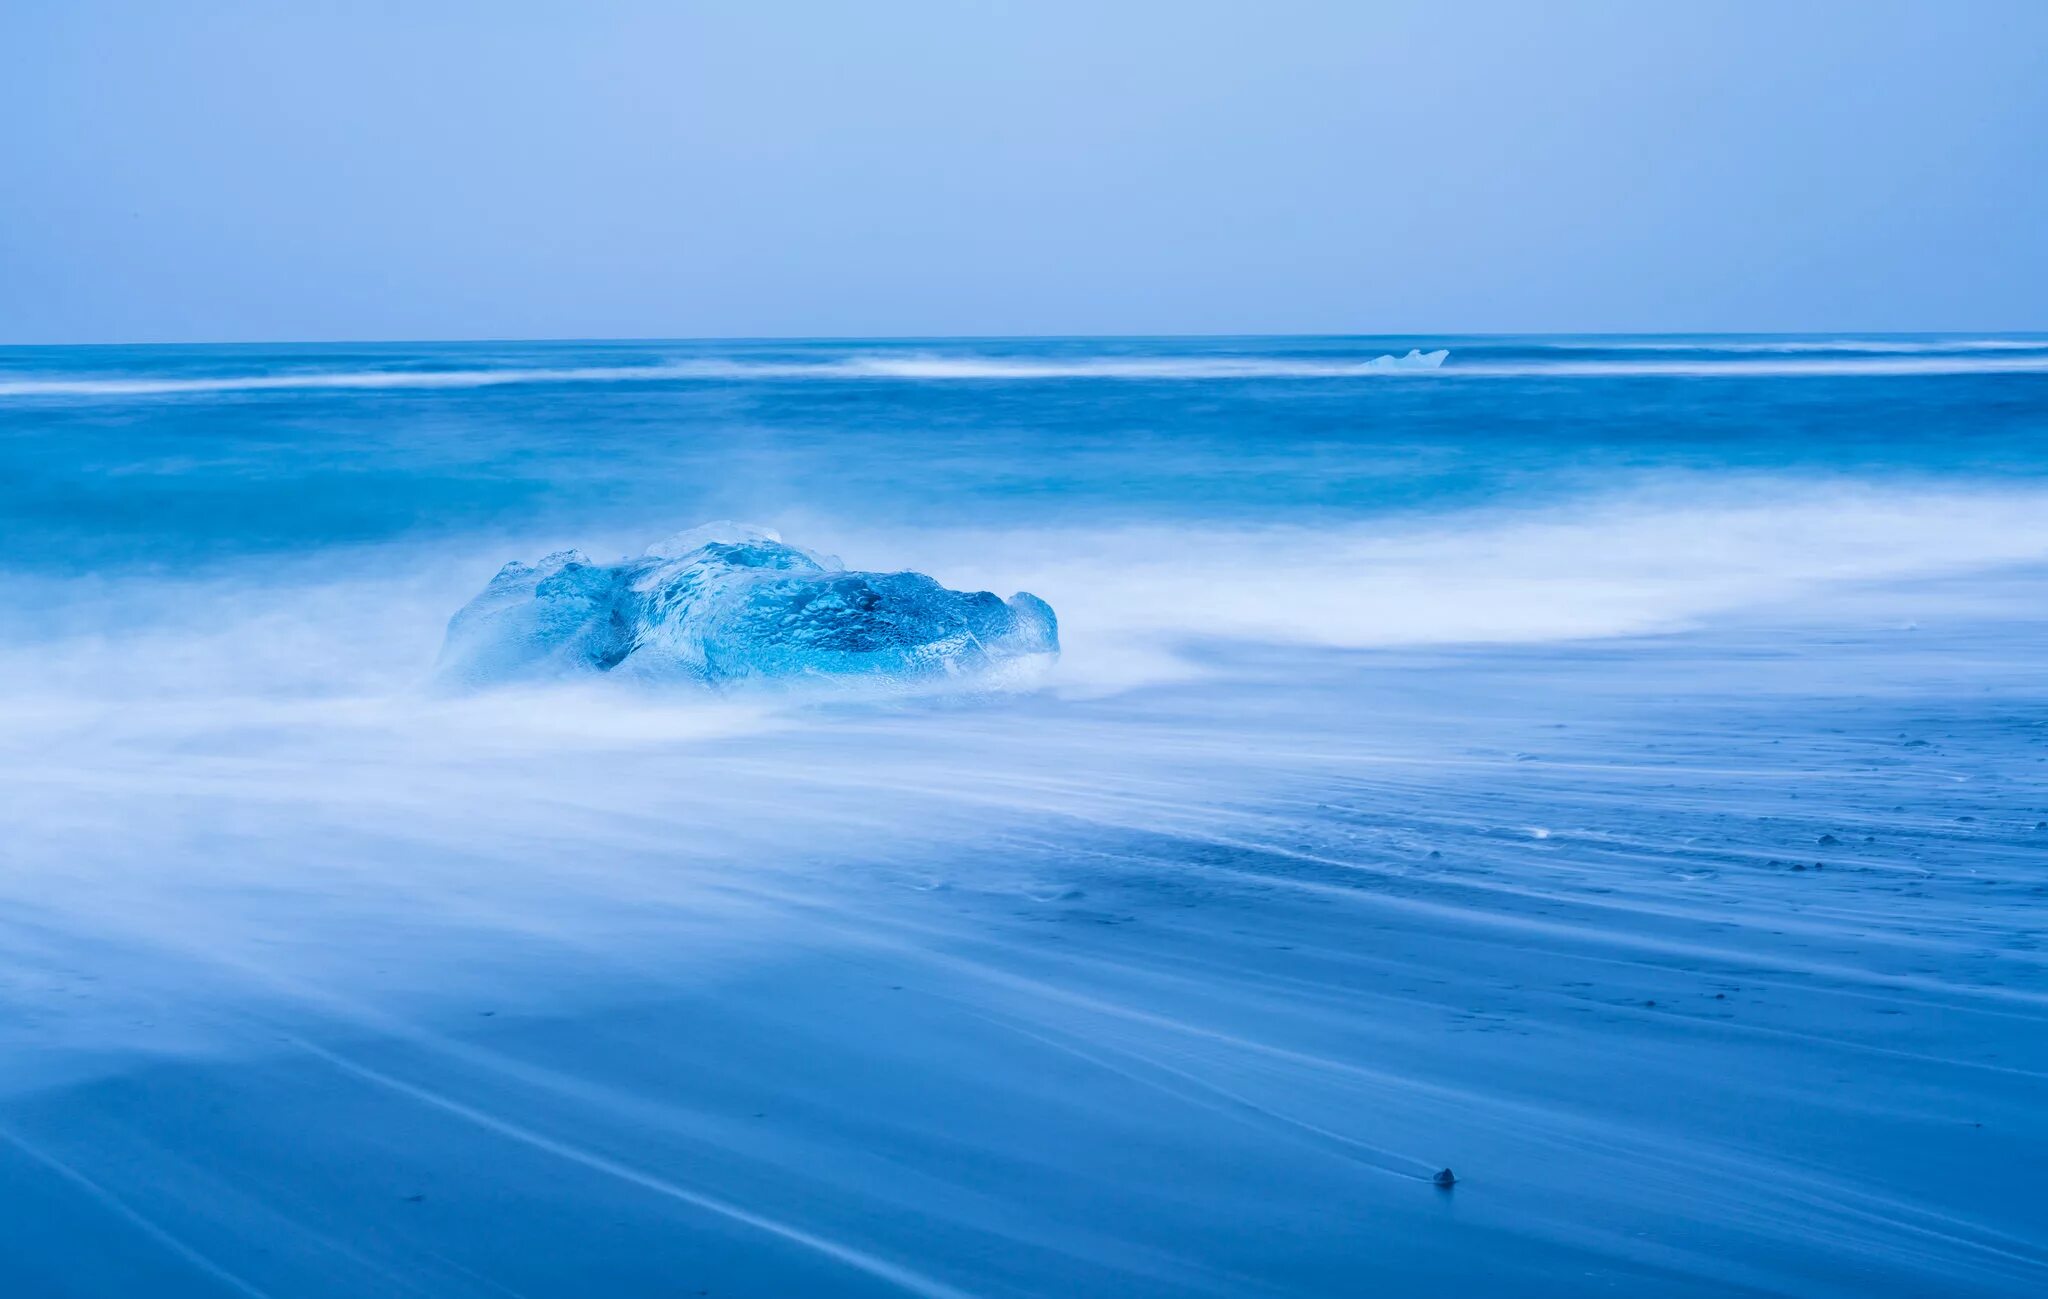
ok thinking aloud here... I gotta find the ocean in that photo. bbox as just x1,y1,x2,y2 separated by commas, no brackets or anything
2,336,2045,1296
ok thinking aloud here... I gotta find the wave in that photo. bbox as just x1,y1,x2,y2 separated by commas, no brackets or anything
0,363,718,397
11,345,2048,397
829,480,2048,677
0,350,1450,397
12,479,2048,707
1458,354,2048,377
824,349,1451,380
1530,338,2048,354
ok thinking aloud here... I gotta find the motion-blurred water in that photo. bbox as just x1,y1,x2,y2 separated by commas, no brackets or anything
3,337,2045,1297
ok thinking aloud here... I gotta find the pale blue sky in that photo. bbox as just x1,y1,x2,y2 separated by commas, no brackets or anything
3,0,2044,342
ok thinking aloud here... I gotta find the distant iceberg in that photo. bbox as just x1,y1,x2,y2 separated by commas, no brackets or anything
438,524,1059,688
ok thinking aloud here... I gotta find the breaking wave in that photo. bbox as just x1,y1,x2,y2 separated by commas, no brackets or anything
11,343,2048,398
0,350,1450,398
1456,355,2048,378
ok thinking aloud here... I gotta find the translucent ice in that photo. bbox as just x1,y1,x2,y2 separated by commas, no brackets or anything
437,525,1058,688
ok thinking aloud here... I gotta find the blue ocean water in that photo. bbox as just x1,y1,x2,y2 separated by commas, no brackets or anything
5,335,2048,569
2,337,2046,1297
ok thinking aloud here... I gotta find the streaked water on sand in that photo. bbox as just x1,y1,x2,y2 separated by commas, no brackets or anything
2,337,2045,1296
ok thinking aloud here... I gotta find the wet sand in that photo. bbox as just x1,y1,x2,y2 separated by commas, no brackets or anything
4,586,2044,1297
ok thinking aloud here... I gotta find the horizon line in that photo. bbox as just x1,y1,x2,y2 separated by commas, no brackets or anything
6,328,2048,351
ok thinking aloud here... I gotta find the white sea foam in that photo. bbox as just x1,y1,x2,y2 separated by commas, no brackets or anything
8,479,2046,710
1536,337,2048,354
1457,355,2048,377
786,481,2048,685
0,363,709,397
828,348,1450,380
0,349,1449,397
10,343,2048,396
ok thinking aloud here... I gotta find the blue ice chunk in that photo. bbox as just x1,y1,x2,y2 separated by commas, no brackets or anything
436,549,635,686
437,527,1058,688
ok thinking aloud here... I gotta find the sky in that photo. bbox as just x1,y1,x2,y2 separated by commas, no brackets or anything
2,0,2045,343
